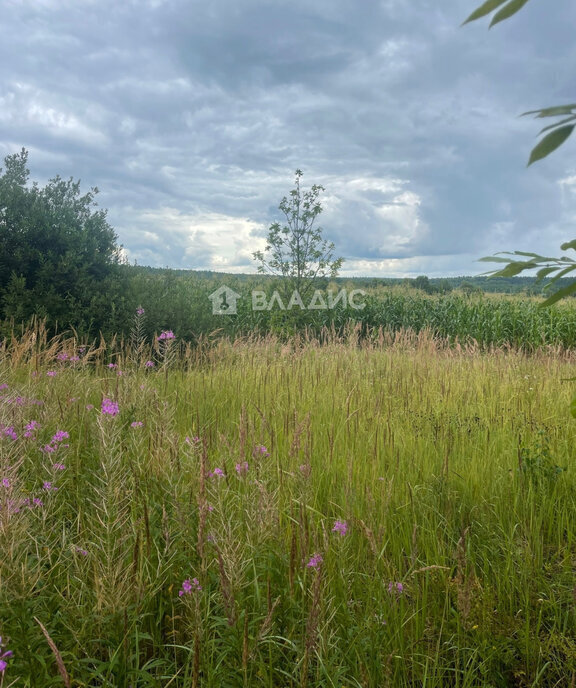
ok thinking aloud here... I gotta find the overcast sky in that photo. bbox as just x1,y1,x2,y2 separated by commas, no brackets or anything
2,0,576,277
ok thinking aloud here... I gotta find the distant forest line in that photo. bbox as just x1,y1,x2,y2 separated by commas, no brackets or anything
2,265,576,350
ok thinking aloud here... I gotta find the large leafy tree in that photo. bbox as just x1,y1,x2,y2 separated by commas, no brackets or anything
464,1,576,305
0,148,128,334
253,169,343,298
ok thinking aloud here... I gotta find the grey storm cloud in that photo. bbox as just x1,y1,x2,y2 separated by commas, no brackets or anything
1,0,576,277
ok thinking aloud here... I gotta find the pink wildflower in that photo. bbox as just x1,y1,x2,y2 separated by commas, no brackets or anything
101,398,119,416
179,577,202,596
332,520,348,536
306,553,323,569
235,461,249,476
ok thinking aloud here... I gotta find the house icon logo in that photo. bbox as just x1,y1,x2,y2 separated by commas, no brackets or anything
208,285,242,315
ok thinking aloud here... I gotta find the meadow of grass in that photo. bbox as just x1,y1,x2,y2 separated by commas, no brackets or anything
1,324,576,687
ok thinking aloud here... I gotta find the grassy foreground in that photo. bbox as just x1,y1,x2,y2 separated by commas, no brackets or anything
1,328,576,687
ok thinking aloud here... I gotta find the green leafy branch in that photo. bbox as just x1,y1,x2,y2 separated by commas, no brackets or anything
463,0,576,164
479,241,576,307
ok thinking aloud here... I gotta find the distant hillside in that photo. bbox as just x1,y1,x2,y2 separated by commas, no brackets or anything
126,265,575,296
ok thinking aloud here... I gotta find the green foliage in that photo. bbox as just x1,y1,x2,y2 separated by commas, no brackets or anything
463,0,530,27
519,430,566,486
252,170,344,298
1,330,576,685
464,1,576,164
479,245,576,307
0,148,129,336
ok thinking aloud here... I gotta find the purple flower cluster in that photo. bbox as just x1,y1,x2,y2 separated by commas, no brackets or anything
235,461,249,476
0,636,13,673
388,581,404,595
56,352,80,363
157,330,175,341
306,553,323,569
136,307,145,316
0,393,43,407
179,577,202,596
101,398,119,416
208,467,225,478
332,520,348,536
130,421,144,428
253,444,269,457
145,360,155,368
24,420,40,439
41,430,69,454
2,496,44,513
1,425,18,441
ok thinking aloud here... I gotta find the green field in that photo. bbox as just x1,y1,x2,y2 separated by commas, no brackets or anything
1,326,576,686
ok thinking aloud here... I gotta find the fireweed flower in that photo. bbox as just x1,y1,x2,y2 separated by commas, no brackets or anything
185,435,201,446
57,353,69,361
75,547,88,556
136,307,145,316
1,478,10,488
0,636,13,673
46,371,57,377
179,577,202,596
107,363,118,369
253,444,270,457
388,582,404,595
52,463,66,471
306,553,323,569
144,360,155,368
208,467,225,478
52,430,69,443
235,461,249,476
332,520,348,536
157,330,175,341
101,398,119,416
43,481,58,492
24,420,40,438
2,426,17,441
130,421,144,428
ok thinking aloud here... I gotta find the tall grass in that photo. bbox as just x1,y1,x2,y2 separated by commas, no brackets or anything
1,325,575,686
